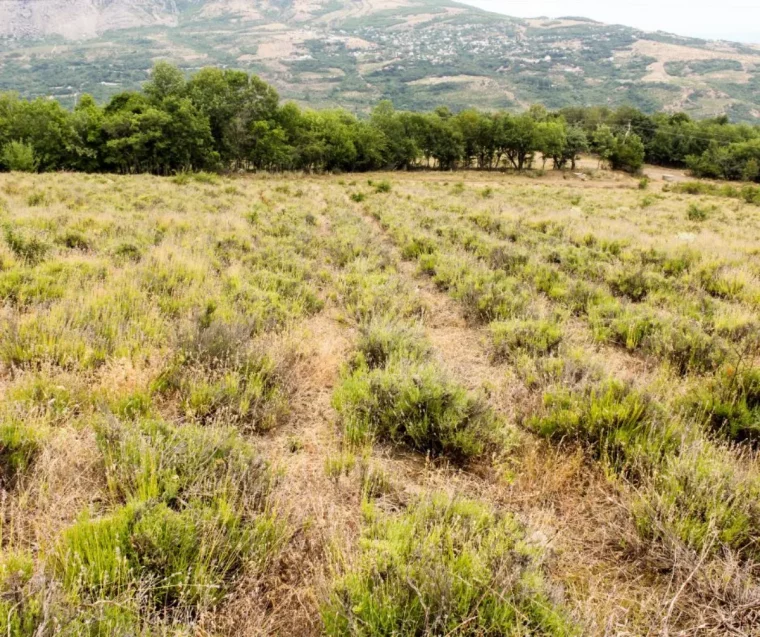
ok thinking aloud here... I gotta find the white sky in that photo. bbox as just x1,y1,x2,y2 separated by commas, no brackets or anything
458,0,760,43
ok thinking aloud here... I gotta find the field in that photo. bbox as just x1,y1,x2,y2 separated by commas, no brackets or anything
1,166,760,634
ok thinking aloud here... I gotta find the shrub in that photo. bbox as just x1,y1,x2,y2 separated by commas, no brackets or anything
633,442,760,559
489,319,563,362
350,192,366,203
54,500,280,611
337,258,423,322
96,419,270,506
26,191,47,207
0,414,45,487
0,552,44,634
607,268,656,302
55,417,281,615
652,319,727,375
352,318,430,370
152,321,290,432
488,245,529,273
56,230,91,251
671,181,760,206
1,140,37,172
400,235,437,260
454,270,530,323
333,359,500,461
113,242,142,262
323,494,576,636
374,180,392,193
191,171,220,184
697,263,745,299
4,226,49,265
54,505,135,599
687,203,710,221
589,302,654,351
686,367,760,445
527,380,674,468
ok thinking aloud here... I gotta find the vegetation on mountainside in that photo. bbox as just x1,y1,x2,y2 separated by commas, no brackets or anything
1,0,759,120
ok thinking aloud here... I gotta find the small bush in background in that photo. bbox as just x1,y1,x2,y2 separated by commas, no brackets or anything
1,141,37,173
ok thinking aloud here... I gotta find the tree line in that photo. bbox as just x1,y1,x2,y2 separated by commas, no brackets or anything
0,62,759,181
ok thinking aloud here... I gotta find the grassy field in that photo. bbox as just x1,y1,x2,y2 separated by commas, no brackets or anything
1,166,759,635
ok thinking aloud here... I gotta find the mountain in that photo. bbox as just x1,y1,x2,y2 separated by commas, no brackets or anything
1,0,759,121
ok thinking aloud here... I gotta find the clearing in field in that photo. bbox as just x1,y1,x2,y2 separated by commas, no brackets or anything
0,167,759,635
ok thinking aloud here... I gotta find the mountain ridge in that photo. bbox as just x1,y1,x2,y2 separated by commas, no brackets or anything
1,0,759,121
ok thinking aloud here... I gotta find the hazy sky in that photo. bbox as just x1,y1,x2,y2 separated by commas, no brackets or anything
459,0,760,43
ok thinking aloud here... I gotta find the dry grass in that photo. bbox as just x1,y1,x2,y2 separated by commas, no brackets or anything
1,168,760,634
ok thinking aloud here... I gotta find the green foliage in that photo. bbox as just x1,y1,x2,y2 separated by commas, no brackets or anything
53,415,280,616
634,443,760,559
56,230,91,251
607,267,657,301
589,303,726,375
54,500,279,611
152,321,290,432
527,380,673,467
400,235,437,260
4,226,49,265
373,179,392,193
426,254,530,323
325,451,357,480
0,552,44,635
610,133,645,174
687,202,710,221
96,418,270,506
352,318,430,370
686,367,760,445
0,414,46,485
334,359,500,461
336,257,423,321
323,494,576,636
489,318,563,361
1,140,37,172
670,181,760,205
0,64,758,181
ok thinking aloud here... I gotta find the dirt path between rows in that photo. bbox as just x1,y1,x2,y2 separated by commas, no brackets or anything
352,203,690,635
218,196,698,635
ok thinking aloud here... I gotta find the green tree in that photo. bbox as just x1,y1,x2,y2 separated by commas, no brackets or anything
6,98,76,171
610,133,646,174
592,124,616,168
249,120,292,171
370,101,417,169
425,113,463,170
144,62,186,103
498,114,537,170
563,126,588,170
68,94,104,172
536,120,567,169
1,140,37,172
186,68,279,168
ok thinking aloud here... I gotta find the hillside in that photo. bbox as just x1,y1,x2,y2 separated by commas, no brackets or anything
1,0,759,120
